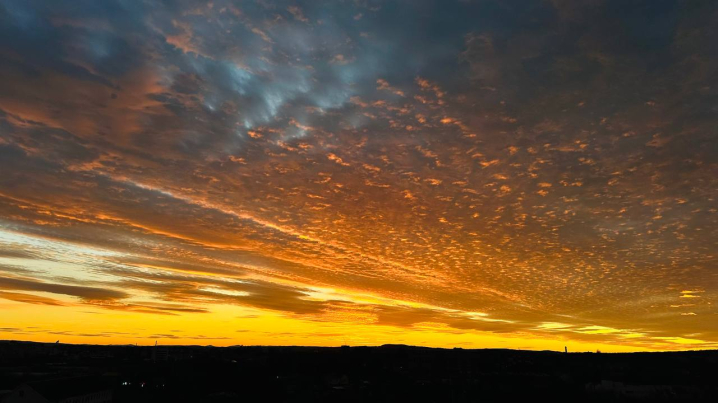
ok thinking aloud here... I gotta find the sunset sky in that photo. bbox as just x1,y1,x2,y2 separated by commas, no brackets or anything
0,0,717,352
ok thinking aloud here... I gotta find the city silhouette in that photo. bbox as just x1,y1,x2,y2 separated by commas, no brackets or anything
1,0,717,401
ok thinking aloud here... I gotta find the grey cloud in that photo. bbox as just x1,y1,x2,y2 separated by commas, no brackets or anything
0,276,128,301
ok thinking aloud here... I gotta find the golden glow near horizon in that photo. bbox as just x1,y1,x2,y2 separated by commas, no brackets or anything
1,0,717,351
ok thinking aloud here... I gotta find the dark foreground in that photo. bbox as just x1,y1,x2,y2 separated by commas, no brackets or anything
1,341,717,402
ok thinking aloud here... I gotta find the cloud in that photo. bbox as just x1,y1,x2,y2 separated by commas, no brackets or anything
0,276,127,301
0,0,716,349
117,274,333,315
0,291,66,306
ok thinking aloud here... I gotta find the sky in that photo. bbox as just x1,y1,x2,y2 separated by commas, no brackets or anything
0,0,716,352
